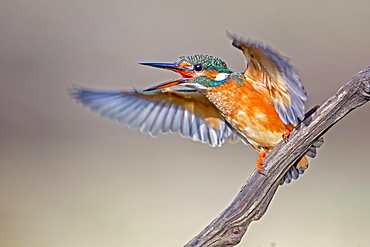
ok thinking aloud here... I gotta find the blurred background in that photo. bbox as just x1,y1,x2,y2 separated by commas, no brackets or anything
1,1,369,246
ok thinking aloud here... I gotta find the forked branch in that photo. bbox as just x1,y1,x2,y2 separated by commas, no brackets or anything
184,67,370,247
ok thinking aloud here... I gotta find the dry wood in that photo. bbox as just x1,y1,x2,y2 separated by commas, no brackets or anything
184,67,370,247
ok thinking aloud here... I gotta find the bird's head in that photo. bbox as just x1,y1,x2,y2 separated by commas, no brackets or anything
140,54,233,91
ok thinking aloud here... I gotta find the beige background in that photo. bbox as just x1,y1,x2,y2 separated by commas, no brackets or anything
1,1,369,247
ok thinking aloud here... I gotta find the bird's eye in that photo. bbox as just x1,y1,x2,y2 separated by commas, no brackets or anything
194,64,203,72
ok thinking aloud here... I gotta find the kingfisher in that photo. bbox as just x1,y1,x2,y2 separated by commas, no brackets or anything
72,34,323,184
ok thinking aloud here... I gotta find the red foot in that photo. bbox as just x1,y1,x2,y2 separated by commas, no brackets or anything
257,149,266,171
282,129,291,142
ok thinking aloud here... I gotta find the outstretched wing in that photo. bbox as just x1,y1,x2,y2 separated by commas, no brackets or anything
230,34,307,126
71,86,246,147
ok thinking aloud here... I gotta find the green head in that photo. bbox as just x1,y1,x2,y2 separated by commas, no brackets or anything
140,54,234,91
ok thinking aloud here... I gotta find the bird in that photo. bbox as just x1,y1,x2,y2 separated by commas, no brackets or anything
71,34,323,184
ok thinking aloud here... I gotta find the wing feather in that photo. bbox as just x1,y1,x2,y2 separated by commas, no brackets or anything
149,101,168,136
162,103,176,133
71,86,246,147
229,34,307,126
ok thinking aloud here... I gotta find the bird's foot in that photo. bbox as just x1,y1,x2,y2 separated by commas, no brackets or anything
257,149,266,173
282,129,291,143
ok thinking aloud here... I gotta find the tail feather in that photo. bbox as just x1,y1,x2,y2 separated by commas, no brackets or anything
281,136,324,184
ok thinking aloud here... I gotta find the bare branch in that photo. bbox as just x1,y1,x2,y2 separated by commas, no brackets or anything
184,67,370,247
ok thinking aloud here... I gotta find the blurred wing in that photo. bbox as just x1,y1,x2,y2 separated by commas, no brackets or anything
71,86,246,147
230,34,307,126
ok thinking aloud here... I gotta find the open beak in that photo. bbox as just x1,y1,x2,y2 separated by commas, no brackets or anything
140,62,194,91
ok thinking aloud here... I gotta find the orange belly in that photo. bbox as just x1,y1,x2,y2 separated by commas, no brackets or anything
204,79,288,151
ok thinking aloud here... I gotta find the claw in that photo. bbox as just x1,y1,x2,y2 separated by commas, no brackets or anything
258,170,266,176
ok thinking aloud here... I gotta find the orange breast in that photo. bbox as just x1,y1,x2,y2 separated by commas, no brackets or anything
204,77,288,150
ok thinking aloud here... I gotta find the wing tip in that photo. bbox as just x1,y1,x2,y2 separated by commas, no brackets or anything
227,31,258,51
69,85,85,103
226,31,242,49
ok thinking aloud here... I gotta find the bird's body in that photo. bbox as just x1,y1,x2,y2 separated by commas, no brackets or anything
204,74,288,150
72,34,323,183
